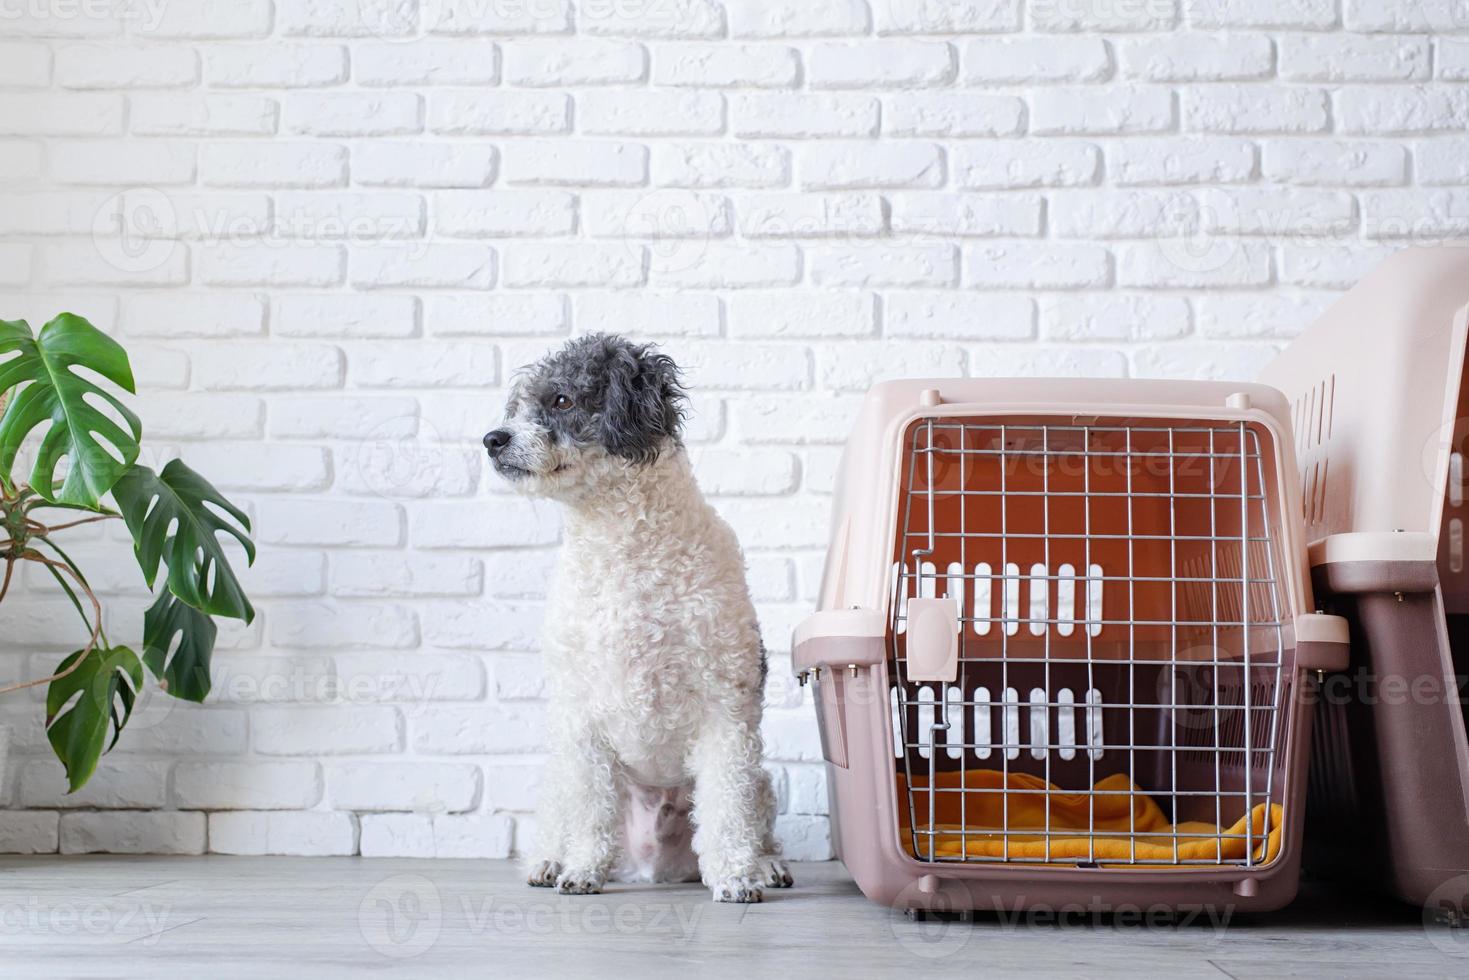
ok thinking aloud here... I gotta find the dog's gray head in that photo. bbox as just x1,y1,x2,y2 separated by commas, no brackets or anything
484,333,687,498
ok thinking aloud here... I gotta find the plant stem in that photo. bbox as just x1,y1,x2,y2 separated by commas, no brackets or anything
0,552,104,696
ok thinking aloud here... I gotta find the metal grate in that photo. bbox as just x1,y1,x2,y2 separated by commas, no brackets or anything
889,419,1289,867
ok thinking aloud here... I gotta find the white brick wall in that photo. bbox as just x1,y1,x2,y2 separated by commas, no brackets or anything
2,1,1468,860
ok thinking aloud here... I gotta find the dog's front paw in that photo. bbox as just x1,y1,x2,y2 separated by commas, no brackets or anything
756,857,793,889
555,869,605,895
711,876,763,904
527,860,563,888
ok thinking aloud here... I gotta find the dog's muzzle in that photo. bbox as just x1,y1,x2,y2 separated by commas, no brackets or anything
483,429,512,458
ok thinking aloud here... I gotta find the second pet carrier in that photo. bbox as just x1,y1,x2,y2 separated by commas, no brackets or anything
1260,246,1469,912
794,379,1347,913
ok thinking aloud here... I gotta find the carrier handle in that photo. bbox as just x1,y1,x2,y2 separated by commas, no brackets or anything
792,609,885,677
1294,613,1350,673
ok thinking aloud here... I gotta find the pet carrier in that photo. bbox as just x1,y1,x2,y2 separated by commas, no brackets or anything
793,379,1348,913
1259,246,1469,912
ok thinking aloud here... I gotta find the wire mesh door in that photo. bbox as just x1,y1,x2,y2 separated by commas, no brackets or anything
888,418,1291,867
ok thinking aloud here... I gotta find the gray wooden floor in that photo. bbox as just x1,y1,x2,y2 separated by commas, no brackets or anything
0,857,1462,978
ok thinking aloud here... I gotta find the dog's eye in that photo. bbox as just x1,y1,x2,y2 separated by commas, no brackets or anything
553,394,574,411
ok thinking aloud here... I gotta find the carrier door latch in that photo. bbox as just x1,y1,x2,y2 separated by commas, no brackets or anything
906,597,959,683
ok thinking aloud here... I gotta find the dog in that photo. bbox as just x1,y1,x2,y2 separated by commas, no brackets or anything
484,333,792,903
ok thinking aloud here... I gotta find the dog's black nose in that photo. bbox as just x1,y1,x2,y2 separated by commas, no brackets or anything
483,429,512,457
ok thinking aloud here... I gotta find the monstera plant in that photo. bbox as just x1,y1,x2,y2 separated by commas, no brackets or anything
0,313,255,791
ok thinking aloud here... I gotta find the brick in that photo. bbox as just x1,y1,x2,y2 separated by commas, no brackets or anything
330,554,481,598
0,141,42,181
268,395,416,439
1262,141,1407,187
1048,189,1200,239
819,341,965,392
1185,0,1338,29
578,90,723,136
809,40,955,88
962,37,1111,82
193,344,344,390
1042,294,1193,342
1034,0,1178,30
653,141,790,188
130,94,277,136
0,812,58,854
350,341,499,387
693,448,798,494
1185,86,1331,134
0,41,48,86
1033,86,1175,135
201,142,347,188
280,0,416,37
727,291,874,338
586,189,732,240
679,341,811,390
1197,292,1340,339
328,762,481,812
501,141,648,186
412,703,546,752
271,603,419,650
1344,1,1469,32
174,762,321,810
198,243,344,287
873,0,1019,33
359,813,514,858
1417,140,1469,185
148,0,272,37
740,193,882,238
411,500,561,549
239,552,327,597
969,346,1128,378
885,292,1035,340
502,243,646,288
419,601,545,651
209,812,356,856
355,41,501,85
1362,190,1469,239
174,443,331,492
0,190,113,235
1280,35,1430,82
1132,343,1279,381
716,500,831,549
954,141,1101,189
428,0,572,34
1117,241,1274,288
41,241,186,287
55,44,197,88
654,43,798,87
1279,243,1399,288
966,243,1112,289
351,244,496,289
576,0,722,38
1339,86,1469,135
889,192,1043,237
274,294,419,338
1201,188,1357,236
883,93,1024,136
19,760,169,809
726,0,870,37
1121,34,1274,81
505,39,646,85
809,244,957,287
731,93,879,138
0,94,122,136
652,242,801,287
430,293,569,336
60,812,206,855
1107,137,1256,186
257,500,404,547
275,192,425,240
573,292,720,337
286,93,422,136
143,393,266,439
254,706,403,755
355,142,498,188
1442,39,1469,80
207,45,348,88
800,142,944,190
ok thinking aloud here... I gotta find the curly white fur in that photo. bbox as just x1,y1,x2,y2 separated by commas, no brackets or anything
520,448,790,903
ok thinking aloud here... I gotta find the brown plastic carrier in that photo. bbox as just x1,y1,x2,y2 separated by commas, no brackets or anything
793,379,1349,914
1260,246,1469,914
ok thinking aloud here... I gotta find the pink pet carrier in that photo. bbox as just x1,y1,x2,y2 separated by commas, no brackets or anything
794,379,1348,913
1259,246,1469,914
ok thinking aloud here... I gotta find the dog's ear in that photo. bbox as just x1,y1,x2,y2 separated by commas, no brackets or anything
600,338,687,464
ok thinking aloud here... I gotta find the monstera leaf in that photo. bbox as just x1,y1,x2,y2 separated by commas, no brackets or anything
0,315,141,508
112,460,256,623
46,645,143,793
141,589,218,702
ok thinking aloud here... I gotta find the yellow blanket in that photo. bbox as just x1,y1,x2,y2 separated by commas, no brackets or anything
897,769,1282,864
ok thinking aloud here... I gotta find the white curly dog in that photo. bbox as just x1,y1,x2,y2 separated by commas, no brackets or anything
484,334,792,904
